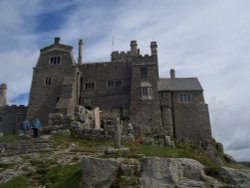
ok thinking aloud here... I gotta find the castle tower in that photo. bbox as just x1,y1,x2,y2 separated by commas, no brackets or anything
27,37,77,125
0,83,7,106
129,41,162,136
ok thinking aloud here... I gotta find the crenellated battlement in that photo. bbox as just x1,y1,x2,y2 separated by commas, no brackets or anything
111,40,157,62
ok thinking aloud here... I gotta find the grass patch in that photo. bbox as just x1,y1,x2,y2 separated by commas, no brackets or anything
0,164,82,188
130,145,186,158
32,164,81,188
0,135,18,143
52,135,113,148
0,163,14,169
103,143,217,167
0,176,29,188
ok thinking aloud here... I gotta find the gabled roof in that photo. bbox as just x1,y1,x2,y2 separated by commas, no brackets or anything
40,38,73,54
158,78,203,91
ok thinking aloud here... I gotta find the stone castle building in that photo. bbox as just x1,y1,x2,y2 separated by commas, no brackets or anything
0,84,27,134
24,37,212,143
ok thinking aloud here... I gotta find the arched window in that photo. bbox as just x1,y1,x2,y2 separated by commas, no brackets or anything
139,82,153,100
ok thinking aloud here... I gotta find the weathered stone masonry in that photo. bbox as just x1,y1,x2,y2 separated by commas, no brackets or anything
1,37,212,144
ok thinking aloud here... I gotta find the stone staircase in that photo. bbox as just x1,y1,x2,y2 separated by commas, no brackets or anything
0,138,54,157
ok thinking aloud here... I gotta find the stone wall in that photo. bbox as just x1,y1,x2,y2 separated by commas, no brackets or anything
173,91,212,142
0,105,27,134
78,61,131,110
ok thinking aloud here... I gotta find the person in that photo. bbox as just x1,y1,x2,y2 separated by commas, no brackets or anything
31,118,41,138
20,119,30,136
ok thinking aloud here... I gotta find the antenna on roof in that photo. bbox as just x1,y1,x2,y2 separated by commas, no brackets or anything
112,36,114,51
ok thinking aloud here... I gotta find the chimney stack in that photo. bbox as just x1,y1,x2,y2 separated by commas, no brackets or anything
130,40,138,56
78,39,83,64
54,37,60,45
150,41,157,56
0,83,7,106
170,69,175,79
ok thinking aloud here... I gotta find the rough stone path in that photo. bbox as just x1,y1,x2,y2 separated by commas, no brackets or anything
0,136,104,186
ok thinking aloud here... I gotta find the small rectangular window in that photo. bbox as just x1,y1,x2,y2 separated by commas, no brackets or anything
0,116,2,123
45,77,52,85
179,94,192,103
50,56,61,65
141,67,147,78
140,87,152,97
85,83,95,90
115,80,122,87
107,81,114,88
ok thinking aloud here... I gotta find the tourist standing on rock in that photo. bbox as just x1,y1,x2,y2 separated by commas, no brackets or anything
20,119,30,136
31,119,41,138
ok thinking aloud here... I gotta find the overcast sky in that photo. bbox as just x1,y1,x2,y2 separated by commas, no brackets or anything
0,0,250,161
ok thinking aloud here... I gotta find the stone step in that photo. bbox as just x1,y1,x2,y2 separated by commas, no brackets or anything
0,139,54,156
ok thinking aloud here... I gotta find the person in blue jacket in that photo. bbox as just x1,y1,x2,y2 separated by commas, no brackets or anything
20,119,30,136
31,118,41,138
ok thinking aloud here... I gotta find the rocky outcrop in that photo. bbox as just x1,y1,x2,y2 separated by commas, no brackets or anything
139,157,222,188
218,167,250,187
81,157,120,188
81,156,250,188
80,157,224,188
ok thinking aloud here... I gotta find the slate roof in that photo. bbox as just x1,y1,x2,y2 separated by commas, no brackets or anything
158,78,203,91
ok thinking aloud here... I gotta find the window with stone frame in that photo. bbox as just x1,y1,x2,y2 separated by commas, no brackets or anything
179,94,192,103
115,80,122,87
84,82,95,90
0,116,2,123
50,56,61,65
140,87,153,100
141,67,148,78
44,77,52,85
107,81,114,88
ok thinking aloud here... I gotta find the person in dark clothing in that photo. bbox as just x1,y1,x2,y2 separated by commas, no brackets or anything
31,119,41,138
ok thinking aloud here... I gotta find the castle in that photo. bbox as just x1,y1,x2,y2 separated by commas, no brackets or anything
0,37,212,143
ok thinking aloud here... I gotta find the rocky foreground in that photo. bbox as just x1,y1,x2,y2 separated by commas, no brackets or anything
0,136,250,188
81,156,250,188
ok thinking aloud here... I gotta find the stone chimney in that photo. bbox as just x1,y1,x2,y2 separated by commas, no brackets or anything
54,37,60,45
130,40,138,56
150,41,157,56
78,39,83,64
170,69,175,79
0,83,7,106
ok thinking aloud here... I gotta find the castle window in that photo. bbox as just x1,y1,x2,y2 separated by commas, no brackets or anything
45,77,52,85
115,80,122,87
0,116,2,123
107,80,123,88
107,81,114,88
139,82,153,100
85,82,95,90
179,94,192,103
50,56,61,64
140,87,152,97
141,67,147,78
